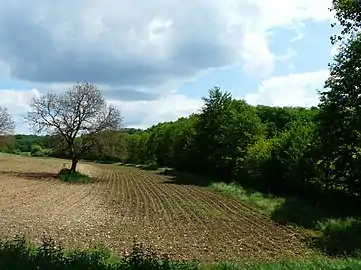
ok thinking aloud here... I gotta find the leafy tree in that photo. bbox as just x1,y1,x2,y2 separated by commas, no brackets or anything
330,0,361,43
317,34,361,196
255,105,319,138
195,87,264,179
25,82,123,173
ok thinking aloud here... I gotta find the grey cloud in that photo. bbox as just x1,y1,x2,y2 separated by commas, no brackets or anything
103,88,161,101
0,0,247,89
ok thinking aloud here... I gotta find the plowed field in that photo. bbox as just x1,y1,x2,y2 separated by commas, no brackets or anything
0,154,315,262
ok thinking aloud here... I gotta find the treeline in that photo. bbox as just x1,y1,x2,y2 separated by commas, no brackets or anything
124,88,324,198
2,83,360,202
0,88,334,198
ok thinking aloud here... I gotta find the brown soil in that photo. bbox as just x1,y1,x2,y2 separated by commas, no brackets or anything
0,154,317,262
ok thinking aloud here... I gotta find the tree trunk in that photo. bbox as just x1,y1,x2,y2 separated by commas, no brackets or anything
70,158,78,173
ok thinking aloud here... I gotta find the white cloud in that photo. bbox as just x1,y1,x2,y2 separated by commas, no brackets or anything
245,70,329,107
0,0,334,87
0,0,335,131
0,88,202,133
0,89,40,133
110,94,203,129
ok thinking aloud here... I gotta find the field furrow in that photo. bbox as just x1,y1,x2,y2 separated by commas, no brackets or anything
0,154,315,262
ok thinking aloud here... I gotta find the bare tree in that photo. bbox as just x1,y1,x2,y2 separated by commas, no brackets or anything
25,82,123,172
0,107,15,135
0,107,15,150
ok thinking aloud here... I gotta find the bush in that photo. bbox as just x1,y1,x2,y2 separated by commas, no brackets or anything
30,144,45,157
247,122,321,196
144,161,159,171
57,168,91,183
0,236,196,270
240,137,273,190
316,218,361,257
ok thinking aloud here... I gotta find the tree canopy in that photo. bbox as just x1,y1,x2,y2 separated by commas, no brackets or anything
25,82,123,172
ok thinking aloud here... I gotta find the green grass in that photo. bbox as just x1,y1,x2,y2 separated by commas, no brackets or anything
57,168,91,183
208,182,285,216
1,236,361,270
208,259,361,269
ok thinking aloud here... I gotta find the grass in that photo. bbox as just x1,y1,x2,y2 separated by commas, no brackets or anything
113,163,361,258
1,236,361,270
210,259,361,269
208,182,285,216
57,168,91,183
208,182,361,257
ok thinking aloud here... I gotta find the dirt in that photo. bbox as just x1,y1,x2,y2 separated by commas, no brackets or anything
0,154,317,262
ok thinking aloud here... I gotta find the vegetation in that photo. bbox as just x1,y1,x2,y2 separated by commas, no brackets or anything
57,168,91,183
1,0,361,265
1,236,361,270
25,82,123,173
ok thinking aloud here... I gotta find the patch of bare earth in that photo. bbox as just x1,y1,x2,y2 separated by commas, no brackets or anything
0,154,317,262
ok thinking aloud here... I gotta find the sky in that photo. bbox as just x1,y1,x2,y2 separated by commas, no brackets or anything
0,0,340,134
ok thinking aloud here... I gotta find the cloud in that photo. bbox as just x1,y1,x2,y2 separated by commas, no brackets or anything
0,89,40,133
0,0,333,88
0,0,335,131
245,70,329,107
0,88,202,133
110,94,203,129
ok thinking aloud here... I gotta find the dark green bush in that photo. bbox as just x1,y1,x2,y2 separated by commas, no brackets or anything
316,219,361,257
240,137,273,189
145,161,159,170
57,169,91,183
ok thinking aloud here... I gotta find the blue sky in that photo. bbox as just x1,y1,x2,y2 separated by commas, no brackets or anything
0,0,337,133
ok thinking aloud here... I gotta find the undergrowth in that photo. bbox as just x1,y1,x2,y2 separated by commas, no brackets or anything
208,182,284,216
57,168,91,183
207,182,361,257
1,236,361,270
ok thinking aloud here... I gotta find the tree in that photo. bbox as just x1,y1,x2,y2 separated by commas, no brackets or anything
0,107,15,135
25,82,123,173
0,107,15,151
317,34,361,196
195,87,264,179
330,0,361,43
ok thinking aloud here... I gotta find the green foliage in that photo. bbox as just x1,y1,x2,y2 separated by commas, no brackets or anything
264,122,321,195
209,182,284,216
30,143,45,157
57,168,91,183
194,87,264,179
0,236,194,270
1,236,361,270
144,161,159,170
330,0,361,43
316,218,361,257
241,137,274,189
254,106,318,138
318,34,361,197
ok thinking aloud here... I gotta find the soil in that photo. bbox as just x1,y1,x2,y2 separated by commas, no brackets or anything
0,154,317,262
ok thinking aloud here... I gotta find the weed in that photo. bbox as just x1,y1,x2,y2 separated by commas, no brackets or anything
57,168,90,183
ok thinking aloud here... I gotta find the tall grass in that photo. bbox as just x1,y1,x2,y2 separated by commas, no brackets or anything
1,236,361,270
208,182,285,216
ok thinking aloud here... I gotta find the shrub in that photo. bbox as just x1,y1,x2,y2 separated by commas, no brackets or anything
57,168,90,183
240,137,273,190
144,161,159,171
30,144,45,157
316,218,361,257
0,236,197,270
